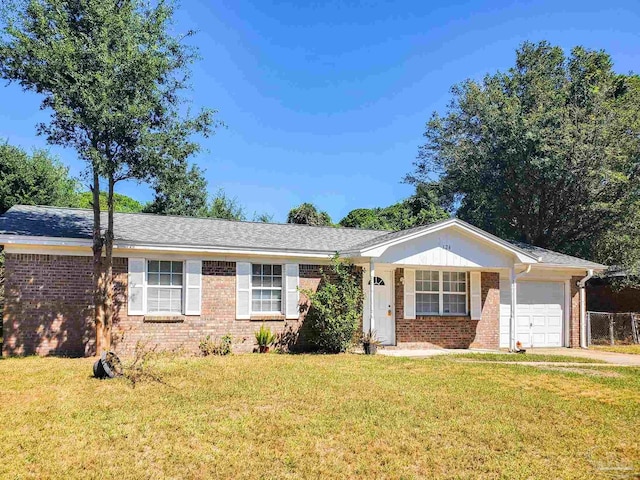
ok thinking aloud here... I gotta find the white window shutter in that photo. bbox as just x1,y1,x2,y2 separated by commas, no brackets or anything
285,263,299,319
184,260,202,315
404,269,416,319
236,262,251,319
128,258,146,316
470,272,482,320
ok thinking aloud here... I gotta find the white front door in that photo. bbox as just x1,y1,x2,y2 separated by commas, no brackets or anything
516,281,565,347
371,270,394,345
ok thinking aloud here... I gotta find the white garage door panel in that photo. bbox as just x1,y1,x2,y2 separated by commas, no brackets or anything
516,282,564,348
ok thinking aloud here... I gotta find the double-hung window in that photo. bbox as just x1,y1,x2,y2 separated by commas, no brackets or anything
415,270,467,316
251,264,283,313
147,260,184,314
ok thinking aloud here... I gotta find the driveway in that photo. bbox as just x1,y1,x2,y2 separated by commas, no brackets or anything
527,348,640,366
379,347,640,366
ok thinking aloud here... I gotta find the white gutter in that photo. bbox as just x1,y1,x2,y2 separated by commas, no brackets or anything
578,269,594,348
510,264,532,351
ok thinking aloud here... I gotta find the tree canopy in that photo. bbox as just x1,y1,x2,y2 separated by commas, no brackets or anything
144,163,209,217
207,188,246,221
339,185,448,230
407,41,640,270
74,191,144,213
287,203,332,226
0,142,77,214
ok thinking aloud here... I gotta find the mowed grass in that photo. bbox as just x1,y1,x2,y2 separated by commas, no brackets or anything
449,353,606,363
1,355,639,479
591,344,640,355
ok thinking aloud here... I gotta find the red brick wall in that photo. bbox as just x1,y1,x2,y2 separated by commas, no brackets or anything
470,272,500,348
2,253,95,357
570,276,582,348
394,268,500,349
3,254,325,357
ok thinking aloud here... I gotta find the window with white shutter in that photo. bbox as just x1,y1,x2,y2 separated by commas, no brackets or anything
146,260,184,314
284,263,299,319
128,258,146,315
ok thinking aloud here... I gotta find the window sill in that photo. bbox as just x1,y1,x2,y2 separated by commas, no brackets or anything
143,315,185,323
249,314,286,321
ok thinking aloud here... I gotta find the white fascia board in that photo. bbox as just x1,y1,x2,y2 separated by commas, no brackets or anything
115,242,335,258
0,235,93,247
521,263,607,272
0,234,336,259
346,220,540,263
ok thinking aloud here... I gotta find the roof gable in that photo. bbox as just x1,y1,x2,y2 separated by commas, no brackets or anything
347,218,540,264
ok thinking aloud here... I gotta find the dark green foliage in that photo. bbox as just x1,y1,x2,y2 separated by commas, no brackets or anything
300,254,363,353
144,163,209,217
74,191,144,213
0,0,218,190
252,212,274,223
407,41,640,268
0,143,77,214
340,185,448,231
207,188,246,221
287,203,332,226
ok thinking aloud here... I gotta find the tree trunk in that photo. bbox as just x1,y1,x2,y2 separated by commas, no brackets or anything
103,175,115,352
91,168,105,356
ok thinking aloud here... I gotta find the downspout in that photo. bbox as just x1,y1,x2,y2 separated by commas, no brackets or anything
510,264,532,352
369,258,375,334
578,269,594,349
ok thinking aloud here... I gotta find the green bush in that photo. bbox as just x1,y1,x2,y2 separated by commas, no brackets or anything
300,254,363,353
199,334,233,356
255,324,276,351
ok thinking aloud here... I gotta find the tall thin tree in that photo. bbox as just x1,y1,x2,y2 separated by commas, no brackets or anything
0,0,219,352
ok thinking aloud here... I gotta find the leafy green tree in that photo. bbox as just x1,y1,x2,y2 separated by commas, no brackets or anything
252,212,274,223
287,203,332,226
407,41,640,264
74,191,143,213
0,0,218,352
208,188,245,220
300,254,363,353
339,185,448,230
0,143,77,214
144,163,209,217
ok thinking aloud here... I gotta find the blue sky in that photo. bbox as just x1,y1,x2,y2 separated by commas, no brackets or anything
0,0,638,222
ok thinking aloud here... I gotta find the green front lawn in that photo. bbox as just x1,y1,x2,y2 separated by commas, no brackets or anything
1,355,638,479
450,352,606,363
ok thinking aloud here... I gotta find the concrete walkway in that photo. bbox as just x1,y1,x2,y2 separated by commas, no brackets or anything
378,348,499,358
378,346,640,366
526,347,640,366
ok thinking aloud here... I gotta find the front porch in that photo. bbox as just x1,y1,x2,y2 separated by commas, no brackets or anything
361,263,502,350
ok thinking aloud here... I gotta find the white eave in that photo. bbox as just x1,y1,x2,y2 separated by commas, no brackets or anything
342,218,541,264
0,234,337,259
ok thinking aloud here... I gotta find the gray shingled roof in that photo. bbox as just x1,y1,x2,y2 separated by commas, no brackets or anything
0,205,605,267
510,241,605,269
0,205,388,253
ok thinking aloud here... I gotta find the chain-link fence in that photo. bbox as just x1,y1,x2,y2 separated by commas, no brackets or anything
587,311,640,345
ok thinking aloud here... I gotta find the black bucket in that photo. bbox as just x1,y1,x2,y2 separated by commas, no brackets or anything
93,351,123,379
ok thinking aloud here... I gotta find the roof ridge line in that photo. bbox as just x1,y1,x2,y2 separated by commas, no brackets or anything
8,205,390,234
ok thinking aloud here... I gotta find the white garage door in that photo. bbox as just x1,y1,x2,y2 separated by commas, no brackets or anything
516,282,564,347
